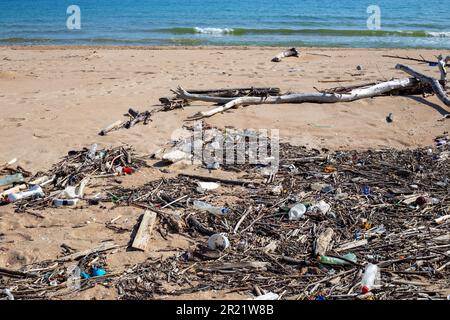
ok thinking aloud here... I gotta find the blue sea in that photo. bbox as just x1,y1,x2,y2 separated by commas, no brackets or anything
0,0,449,48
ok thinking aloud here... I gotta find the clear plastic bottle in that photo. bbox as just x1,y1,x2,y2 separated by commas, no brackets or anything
0,173,24,187
7,185,44,202
87,143,98,160
193,200,229,215
361,263,379,293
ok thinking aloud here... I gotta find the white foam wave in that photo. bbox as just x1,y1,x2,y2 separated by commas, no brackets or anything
194,27,234,34
427,31,450,38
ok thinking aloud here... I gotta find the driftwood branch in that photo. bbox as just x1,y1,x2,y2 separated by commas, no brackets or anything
179,78,419,119
437,55,450,84
395,63,450,107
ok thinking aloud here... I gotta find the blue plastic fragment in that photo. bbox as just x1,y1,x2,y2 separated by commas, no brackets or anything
91,268,107,277
363,185,370,195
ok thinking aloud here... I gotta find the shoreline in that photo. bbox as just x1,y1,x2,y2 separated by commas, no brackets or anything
1,44,446,51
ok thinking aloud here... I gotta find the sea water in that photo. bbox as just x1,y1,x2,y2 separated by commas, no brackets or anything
0,0,449,48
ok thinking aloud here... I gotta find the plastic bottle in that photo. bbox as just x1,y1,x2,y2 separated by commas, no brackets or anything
361,263,379,293
288,203,307,220
87,143,98,159
193,200,229,215
7,185,44,202
53,198,79,207
319,253,357,266
114,166,134,175
0,173,24,187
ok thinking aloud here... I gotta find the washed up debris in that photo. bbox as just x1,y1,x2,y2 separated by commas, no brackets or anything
91,267,107,277
98,108,153,136
314,228,334,256
196,181,220,193
193,200,229,216
0,173,24,187
2,145,146,210
361,263,380,293
271,48,299,62
386,113,393,123
207,233,230,250
131,210,157,251
52,198,79,207
288,203,307,220
319,253,357,266
253,292,279,300
1,133,449,301
7,185,44,203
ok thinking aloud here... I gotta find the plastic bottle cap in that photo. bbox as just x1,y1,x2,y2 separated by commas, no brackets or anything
122,167,134,174
361,286,370,294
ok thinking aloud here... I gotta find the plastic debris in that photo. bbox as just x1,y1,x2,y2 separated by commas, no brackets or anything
7,185,44,202
207,233,230,250
361,264,379,293
288,203,307,220
253,292,279,300
193,200,230,216
319,253,357,266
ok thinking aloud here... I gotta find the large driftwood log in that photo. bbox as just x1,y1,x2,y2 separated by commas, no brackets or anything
177,78,419,119
396,63,450,107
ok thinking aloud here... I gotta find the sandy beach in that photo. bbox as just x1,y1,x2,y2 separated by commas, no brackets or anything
0,46,448,300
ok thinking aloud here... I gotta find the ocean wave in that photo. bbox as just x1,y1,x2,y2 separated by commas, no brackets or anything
155,27,450,38
194,27,234,34
426,31,450,37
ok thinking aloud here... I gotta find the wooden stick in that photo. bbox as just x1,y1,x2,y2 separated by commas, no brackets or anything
99,120,124,136
435,214,450,225
57,241,119,261
336,239,368,252
0,267,37,278
131,210,157,251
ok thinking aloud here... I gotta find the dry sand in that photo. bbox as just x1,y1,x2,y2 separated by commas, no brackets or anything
0,46,448,299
